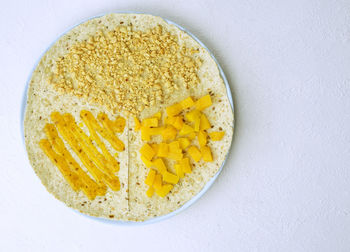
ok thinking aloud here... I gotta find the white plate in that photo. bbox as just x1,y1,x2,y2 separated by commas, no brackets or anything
21,13,235,225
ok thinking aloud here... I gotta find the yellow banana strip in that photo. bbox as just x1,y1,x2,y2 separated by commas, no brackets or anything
82,113,120,172
39,139,81,192
44,123,106,199
51,112,120,191
63,113,116,176
81,110,125,151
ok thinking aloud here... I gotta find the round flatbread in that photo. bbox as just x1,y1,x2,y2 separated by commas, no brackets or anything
24,13,234,222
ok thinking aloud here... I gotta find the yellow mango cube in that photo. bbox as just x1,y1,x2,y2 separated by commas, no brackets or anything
169,141,182,153
114,117,126,132
145,169,156,186
134,117,141,131
185,110,201,122
188,132,196,140
167,152,183,160
141,155,153,168
196,94,212,111
201,146,213,162
200,114,211,131
188,146,202,162
155,184,173,197
153,174,163,190
163,171,179,184
157,142,169,157
140,143,155,160
178,137,190,149
147,127,164,136
198,131,208,147
141,126,151,141
179,124,195,136
175,164,184,178
180,158,192,173
142,118,158,127
209,131,225,141
180,96,195,109
153,158,167,174
161,125,177,141
153,112,162,120
146,186,154,197
166,103,182,116
165,116,176,125
151,143,159,154
173,116,184,130
194,116,200,132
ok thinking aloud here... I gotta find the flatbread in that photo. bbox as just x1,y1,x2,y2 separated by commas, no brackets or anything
24,13,234,221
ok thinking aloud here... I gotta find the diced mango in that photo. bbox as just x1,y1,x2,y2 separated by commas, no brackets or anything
187,132,196,140
185,110,201,122
174,164,184,178
157,143,169,157
178,137,190,149
201,146,213,162
198,131,208,147
114,117,126,132
153,158,167,174
180,96,195,109
161,125,177,141
141,126,151,141
141,155,153,168
196,94,212,111
200,114,211,131
165,116,176,125
146,186,154,197
194,116,200,132
209,131,225,141
180,158,192,173
145,169,156,186
169,141,182,153
155,184,173,197
173,116,184,130
163,171,179,184
153,173,162,190
166,103,182,116
188,146,202,162
151,143,159,154
167,152,183,160
152,112,162,120
179,124,194,136
142,118,158,127
140,143,155,160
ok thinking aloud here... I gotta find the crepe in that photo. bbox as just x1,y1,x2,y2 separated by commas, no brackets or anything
24,13,234,221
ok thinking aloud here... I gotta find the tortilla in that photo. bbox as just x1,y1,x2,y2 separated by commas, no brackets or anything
24,13,234,221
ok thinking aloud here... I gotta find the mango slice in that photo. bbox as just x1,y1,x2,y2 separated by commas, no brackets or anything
209,131,225,141
179,124,194,136
198,131,208,147
153,158,167,174
201,146,213,162
166,103,182,116
185,110,201,122
146,186,155,197
153,174,163,190
178,137,190,149
200,113,211,131
188,146,202,162
169,141,182,153
167,152,183,160
180,96,195,109
174,164,184,178
187,132,196,140
157,143,169,157
142,118,158,128
180,158,192,173
134,117,141,131
152,112,162,120
145,169,156,186
141,155,153,168
165,116,176,125
162,171,179,184
140,143,155,160
195,94,212,111
161,125,177,141
155,184,173,197
172,116,184,130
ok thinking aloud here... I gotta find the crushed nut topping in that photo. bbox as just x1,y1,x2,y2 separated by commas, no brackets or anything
49,25,201,115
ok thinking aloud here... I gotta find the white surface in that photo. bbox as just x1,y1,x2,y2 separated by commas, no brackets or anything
0,0,350,251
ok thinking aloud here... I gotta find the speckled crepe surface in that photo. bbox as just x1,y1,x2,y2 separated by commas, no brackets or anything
24,13,234,221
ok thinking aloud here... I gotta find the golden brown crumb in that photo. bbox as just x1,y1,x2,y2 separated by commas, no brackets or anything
48,25,201,115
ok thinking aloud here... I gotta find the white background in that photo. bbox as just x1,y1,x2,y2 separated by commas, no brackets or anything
1,0,350,251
